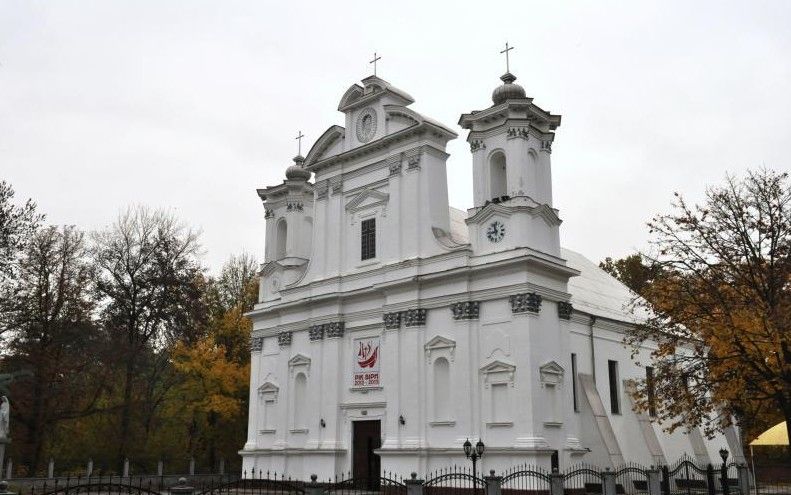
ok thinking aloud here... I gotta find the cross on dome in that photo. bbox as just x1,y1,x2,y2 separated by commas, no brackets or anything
500,42,515,73
369,52,382,76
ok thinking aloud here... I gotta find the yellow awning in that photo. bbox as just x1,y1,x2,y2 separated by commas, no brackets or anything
750,421,789,446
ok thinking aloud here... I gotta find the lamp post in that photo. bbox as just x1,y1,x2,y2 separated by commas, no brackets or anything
719,448,730,495
463,439,485,480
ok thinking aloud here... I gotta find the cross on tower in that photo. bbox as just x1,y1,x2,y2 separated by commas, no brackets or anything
295,131,305,155
369,52,382,76
500,42,515,73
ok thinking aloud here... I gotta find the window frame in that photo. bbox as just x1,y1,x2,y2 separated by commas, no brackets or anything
608,360,621,415
360,217,377,261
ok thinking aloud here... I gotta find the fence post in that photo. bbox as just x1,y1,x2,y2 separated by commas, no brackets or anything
602,468,616,495
720,463,730,495
736,464,750,495
0,480,16,495
189,458,195,476
405,472,425,495
661,466,670,495
157,460,164,477
484,470,502,495
306,474,323,495
5,458,11,480
706,465,716,495
647,467,661,495
47,458,54,479
170,477,195,495
219,459,225,476
123,458,130,478
550,469,564,495
86,459,93,478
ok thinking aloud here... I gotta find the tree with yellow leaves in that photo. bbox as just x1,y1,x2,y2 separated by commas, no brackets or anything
628,169,791,452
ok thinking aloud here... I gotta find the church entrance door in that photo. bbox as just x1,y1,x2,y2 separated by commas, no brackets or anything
352,420,381,486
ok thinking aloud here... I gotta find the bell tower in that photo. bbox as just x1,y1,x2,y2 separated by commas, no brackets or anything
458,60,562,257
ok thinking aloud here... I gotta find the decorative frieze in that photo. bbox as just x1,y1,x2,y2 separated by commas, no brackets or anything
264,208,274,219
388,156,402,176
557,301,573,320
541,140,553,153
277,331,292,346
402,308,428,327
315,181,329,200
470,140,486,153
510,292,543,314
406,148,422,170
507,127,530,140
331,178,343,194
309,325,325,341
286,201,304,212
325,321,345,338
383,312,401,329
250,336,264,352
451,301,480,320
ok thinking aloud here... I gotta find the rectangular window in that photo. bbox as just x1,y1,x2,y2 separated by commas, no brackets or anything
646,366,656,417
608,360,620,414
361,218,376,260
571,353,579,412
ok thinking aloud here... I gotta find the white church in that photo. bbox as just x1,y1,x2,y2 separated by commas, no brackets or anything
241,60,745,479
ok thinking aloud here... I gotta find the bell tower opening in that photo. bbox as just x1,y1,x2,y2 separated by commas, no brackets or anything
489,151,507,200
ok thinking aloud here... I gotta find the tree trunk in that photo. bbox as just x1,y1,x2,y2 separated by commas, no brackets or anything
117,350,136,470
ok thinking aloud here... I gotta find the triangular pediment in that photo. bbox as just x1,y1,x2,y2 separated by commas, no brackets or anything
345,188,389,213
424,335,456,351
480,360,516,374
288,353,311,368
258,381,279,394
539,361,565,385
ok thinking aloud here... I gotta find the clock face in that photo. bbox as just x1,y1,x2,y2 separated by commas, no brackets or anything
486,221,506,243
356,107,377,143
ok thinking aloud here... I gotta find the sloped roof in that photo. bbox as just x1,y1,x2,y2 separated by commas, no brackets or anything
448,207,647,324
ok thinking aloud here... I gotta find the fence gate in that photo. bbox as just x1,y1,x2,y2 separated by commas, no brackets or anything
323,471,406,495
424,467,487,495
501,464,551,495
615,464,650,495
664,456,710,495
563,464,604,495
198,475,306,495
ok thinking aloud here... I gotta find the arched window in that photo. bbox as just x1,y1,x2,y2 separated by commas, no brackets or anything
293,372,307,429
489,152,507,200
433,357,451,420
276,219,288,259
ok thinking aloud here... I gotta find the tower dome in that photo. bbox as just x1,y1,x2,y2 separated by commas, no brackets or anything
491,72,526,105
285,155,311,181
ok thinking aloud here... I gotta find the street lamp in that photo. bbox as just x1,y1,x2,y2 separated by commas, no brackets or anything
719,448,729,464
719,448,730,495
463,438,485,480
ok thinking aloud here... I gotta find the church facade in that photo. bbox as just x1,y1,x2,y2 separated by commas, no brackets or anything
241,69,744,479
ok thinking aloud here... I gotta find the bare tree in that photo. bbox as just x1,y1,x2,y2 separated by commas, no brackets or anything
91,206,204,465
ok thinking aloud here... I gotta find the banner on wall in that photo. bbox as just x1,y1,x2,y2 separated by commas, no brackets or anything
353,336,381,387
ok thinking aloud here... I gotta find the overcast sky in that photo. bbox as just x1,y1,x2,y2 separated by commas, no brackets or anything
2,1,790,273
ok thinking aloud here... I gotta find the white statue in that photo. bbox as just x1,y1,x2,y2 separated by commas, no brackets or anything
0,396,10,439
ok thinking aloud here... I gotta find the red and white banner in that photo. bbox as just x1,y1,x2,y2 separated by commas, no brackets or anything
353,337,380,387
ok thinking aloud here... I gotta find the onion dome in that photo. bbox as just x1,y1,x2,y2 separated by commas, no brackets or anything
285,155,311,181
491,72,526,105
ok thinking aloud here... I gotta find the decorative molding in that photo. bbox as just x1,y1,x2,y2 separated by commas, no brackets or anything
258,381,279,398
315,181,329,200
387,155,402,176
288,353,312,376
424,335,456,362
356,107,378,143
277,331,292,347
250,336,264,352
539,361,565,387
557,301,573,320
264,208,274,219
325,321,345,338
470,140,486,153
331,178,343,194
402,308,427,327
510,292,542,314
541,139,553,153
507,127,530,140
286,201,304,212
383,312,401,329
309,325,324,341
480,360,516,387
345,188,389,213
406,147,422,170
451,301,480,320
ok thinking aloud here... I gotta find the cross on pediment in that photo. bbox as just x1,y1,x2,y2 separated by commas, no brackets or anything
369,52,382,76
